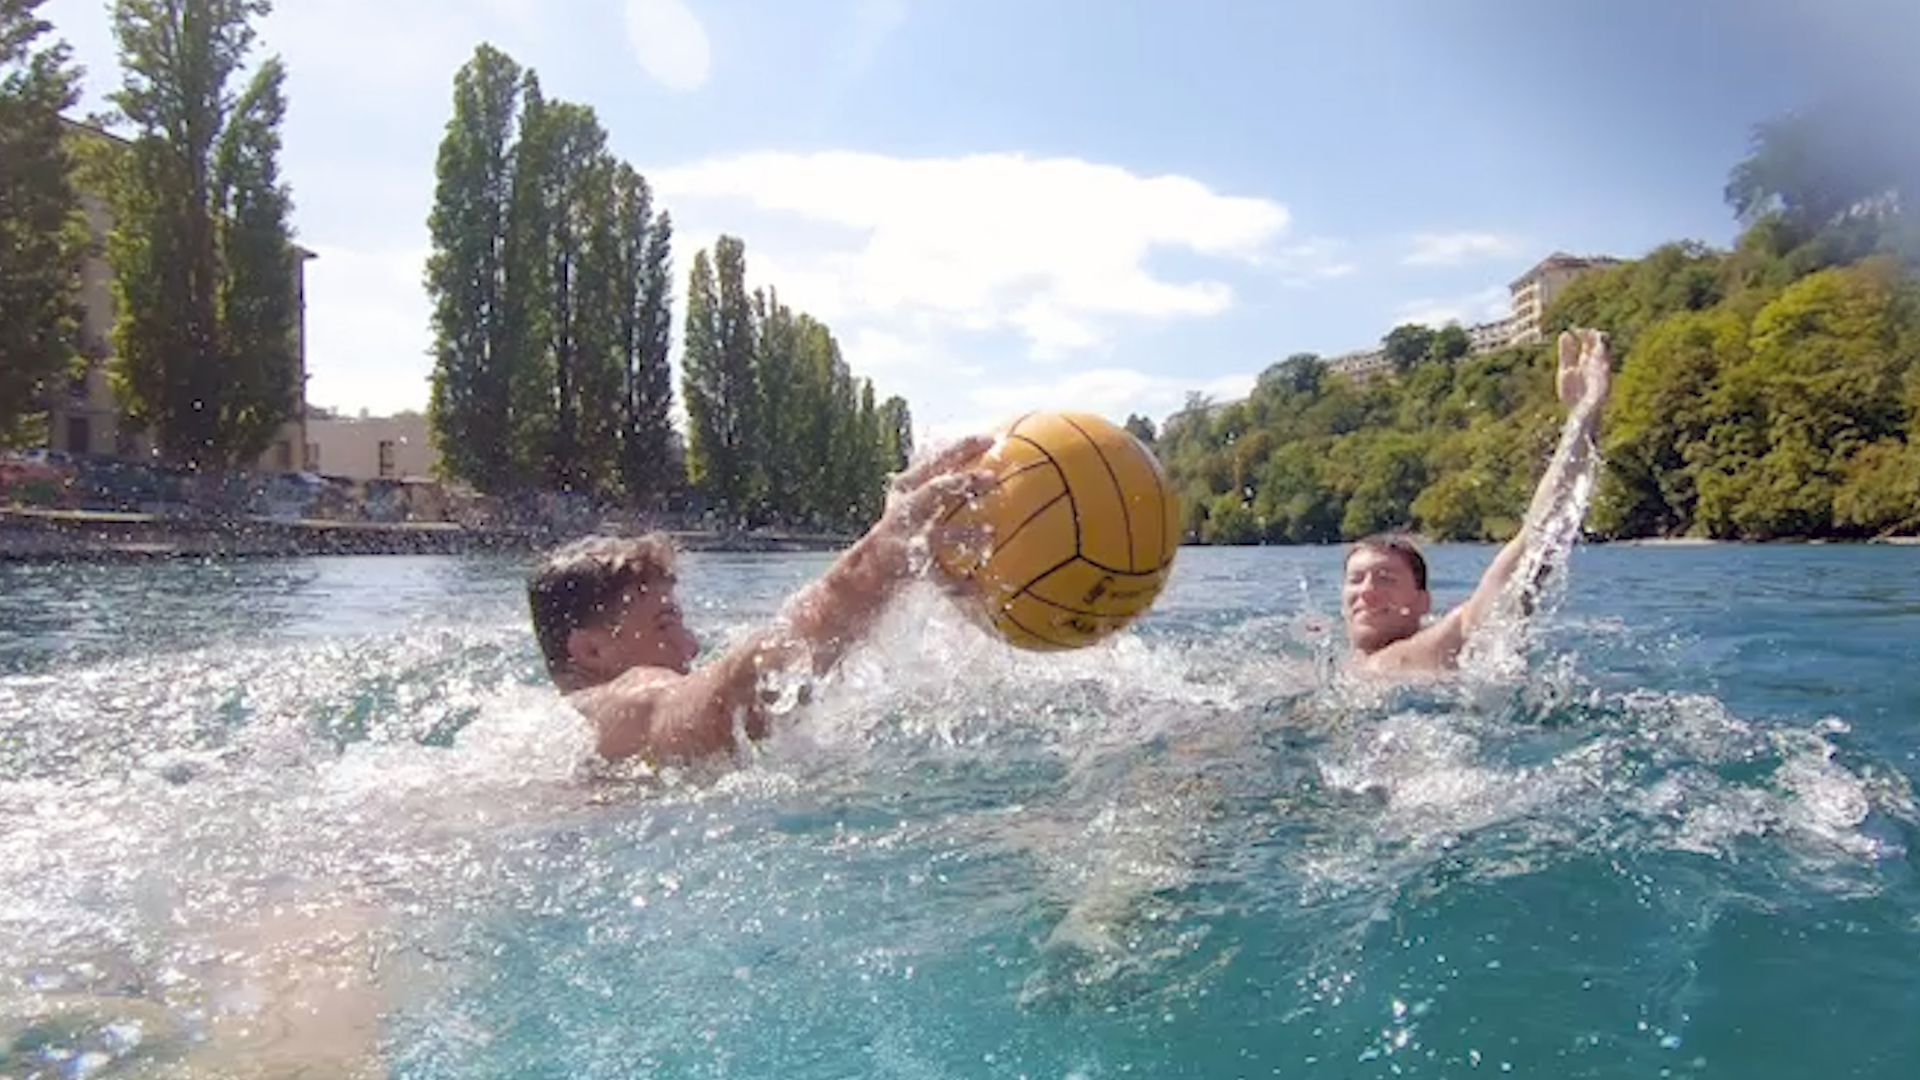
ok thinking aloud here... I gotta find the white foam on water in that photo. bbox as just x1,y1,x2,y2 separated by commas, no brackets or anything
4,556,1916,1073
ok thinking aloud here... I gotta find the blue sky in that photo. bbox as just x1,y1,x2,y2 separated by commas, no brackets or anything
36,0,1917,446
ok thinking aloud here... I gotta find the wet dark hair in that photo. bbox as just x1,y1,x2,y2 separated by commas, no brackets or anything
1344,532,1429,590
527,533,678,679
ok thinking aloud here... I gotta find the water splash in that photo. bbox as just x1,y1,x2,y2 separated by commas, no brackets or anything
2,552,1917,1078
1465,425,1602,680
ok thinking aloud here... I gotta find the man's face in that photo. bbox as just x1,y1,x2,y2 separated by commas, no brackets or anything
1342,547,1430,652
568,578,701,684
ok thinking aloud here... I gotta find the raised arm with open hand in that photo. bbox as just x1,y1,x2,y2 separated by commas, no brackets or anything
1354,328,1613,672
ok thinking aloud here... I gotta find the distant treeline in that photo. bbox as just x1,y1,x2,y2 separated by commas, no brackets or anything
424,45,911,530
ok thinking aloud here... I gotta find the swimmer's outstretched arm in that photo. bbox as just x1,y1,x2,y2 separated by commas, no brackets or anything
580,437,994,765
1372,329,1613,670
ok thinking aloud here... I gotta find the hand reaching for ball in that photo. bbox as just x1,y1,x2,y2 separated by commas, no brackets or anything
869,434,998,586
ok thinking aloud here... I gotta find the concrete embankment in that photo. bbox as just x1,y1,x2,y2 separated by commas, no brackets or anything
0,509,853,563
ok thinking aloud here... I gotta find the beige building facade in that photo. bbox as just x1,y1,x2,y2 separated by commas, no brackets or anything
1323,249,1621,382
1502,251,1622,346
1325,346,1392,383
306,412,439,481
41,121,315,474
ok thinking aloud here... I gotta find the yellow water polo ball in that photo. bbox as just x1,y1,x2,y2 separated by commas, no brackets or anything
934,411,1182,651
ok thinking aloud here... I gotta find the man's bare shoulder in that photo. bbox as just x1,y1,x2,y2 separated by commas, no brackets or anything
1348,617,1466,678
565,665,682,715
581,664,684,696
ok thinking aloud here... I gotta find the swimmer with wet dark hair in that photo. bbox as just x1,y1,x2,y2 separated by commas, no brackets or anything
1342,328,1614,673
526,436,996,767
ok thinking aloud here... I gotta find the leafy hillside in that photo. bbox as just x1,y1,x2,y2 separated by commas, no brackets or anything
1156,99,1920,543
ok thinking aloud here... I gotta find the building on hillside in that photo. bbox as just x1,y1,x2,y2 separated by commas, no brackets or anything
1504,251,1623,346
1326,347,1392,383
307,411,439,481
1465,317,1518,354
1162,248,1623,429
41,118,316,473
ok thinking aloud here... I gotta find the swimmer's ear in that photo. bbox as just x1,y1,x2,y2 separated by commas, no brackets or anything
567,625,611,669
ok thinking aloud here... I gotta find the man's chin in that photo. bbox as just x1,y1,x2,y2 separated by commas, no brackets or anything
1348,623,1410,654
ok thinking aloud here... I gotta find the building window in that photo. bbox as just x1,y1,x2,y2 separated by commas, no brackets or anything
65,415,90,455
378,440,396,478
274,440,293,471
306,443,320,471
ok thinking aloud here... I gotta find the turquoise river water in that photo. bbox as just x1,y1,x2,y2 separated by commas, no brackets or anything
2,542,1919,1078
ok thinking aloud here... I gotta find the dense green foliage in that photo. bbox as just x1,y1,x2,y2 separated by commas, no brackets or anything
427,45,910,525
0,0,86,447
425,45,678,502
88,0,302,469
1161,102,1920,544
682,236,911,529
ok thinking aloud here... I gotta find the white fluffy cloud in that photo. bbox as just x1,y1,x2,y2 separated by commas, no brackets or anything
1402,231,1525,267
649,150,1295,364
624,0,713,91
1394,285,1512,329
646,150,1314,442
920,368,1257,447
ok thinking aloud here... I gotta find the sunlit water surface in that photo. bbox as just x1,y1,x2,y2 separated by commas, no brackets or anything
3,543,1919,1078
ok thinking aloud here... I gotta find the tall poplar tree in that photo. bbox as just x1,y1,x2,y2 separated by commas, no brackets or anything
680,235,761,519
0,0,85,446
428,47,693,502
681,248,727,509
210,57,298,459
497,74,555,488
877,395,913,475
104,0,300,469
524,100,614,492
611,169,675,506
752,286,802,519
714,234,761,515
851,379,884,521
425,44,522,492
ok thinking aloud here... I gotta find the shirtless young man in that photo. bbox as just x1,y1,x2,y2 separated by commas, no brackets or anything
1343,327,1614,674
526,435,996,766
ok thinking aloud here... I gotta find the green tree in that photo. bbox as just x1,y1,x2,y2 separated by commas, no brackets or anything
1725,96,1904,244
497,74,557,489
523,99,617,493
1122,412,1156,446
713,235,760,515
209,56,299,461
1694,260,1917,538
1381,323,1436,375
1429,323,1472,364
1834,439,1920,536
681,240,762,518
613,173,675,507
789,315,839,522
851,379,884,521
0,0,86,446
1258,353,1326,398
103,0,301,469
878,395,913,474
425,44,523,492
819,349,862,525
1252,439,1341,543
752,286,802,520
1337,430,1431,537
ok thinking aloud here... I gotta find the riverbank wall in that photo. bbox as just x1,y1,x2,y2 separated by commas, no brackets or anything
0,509,854,563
